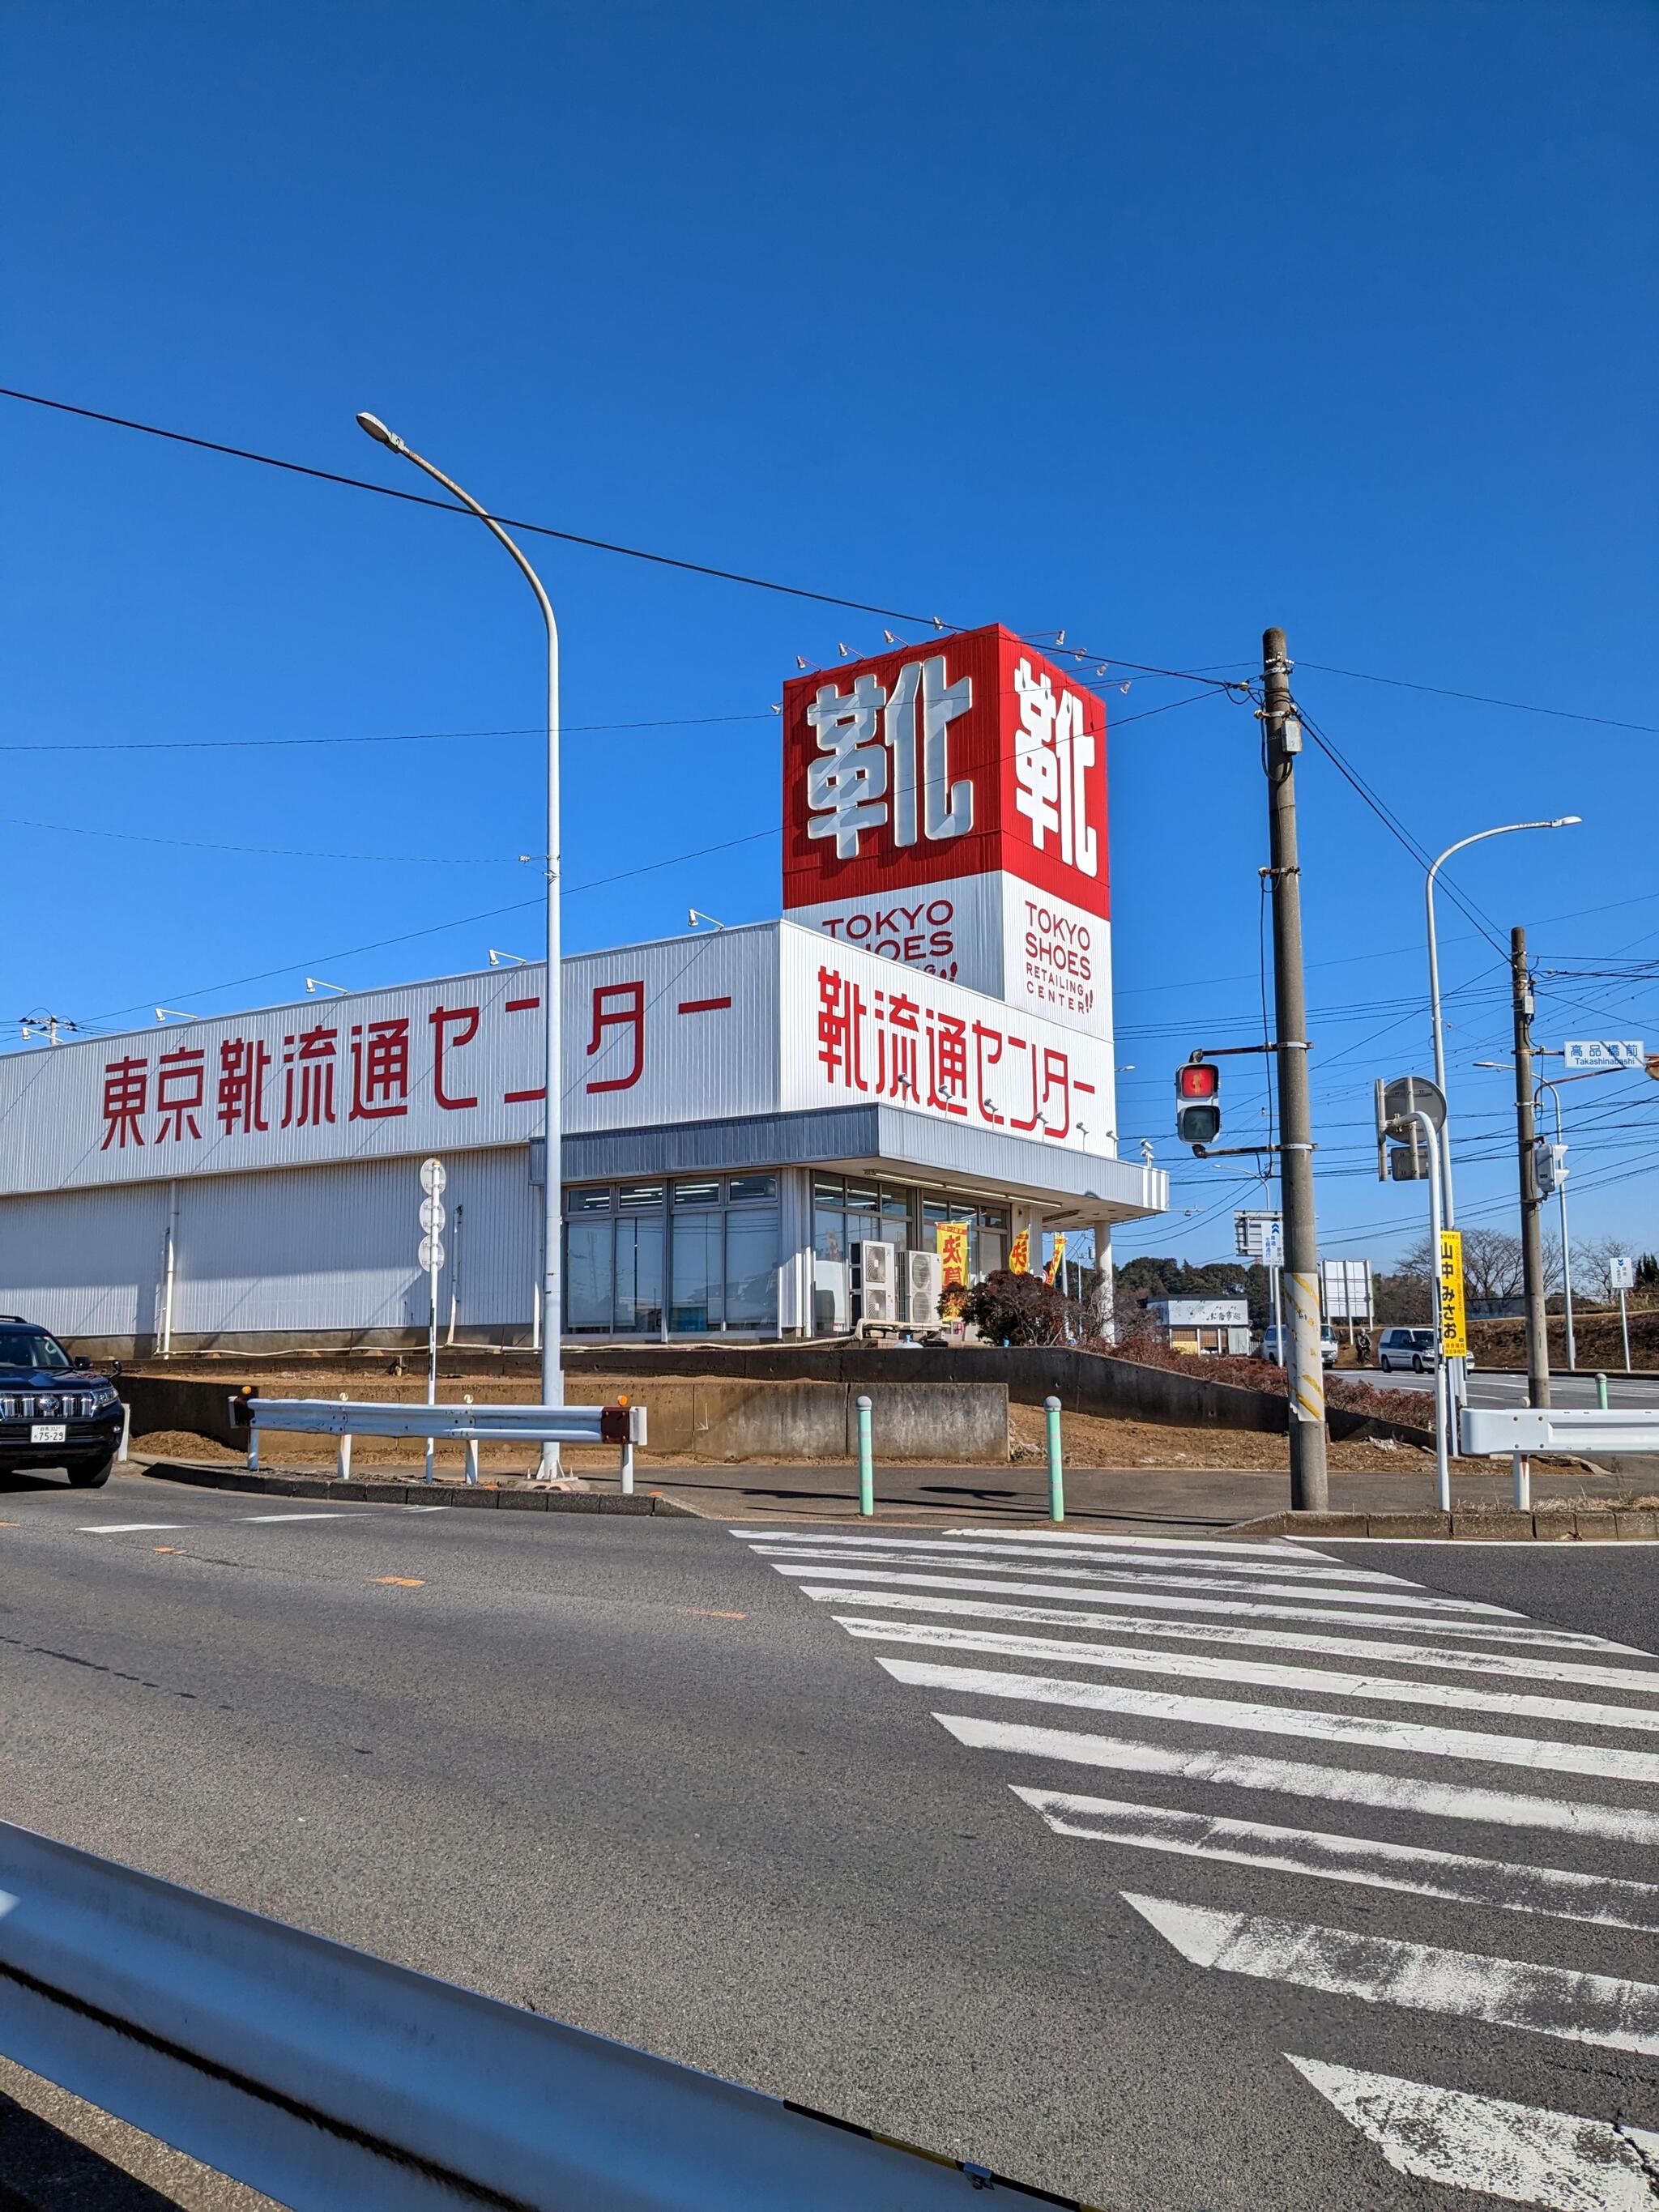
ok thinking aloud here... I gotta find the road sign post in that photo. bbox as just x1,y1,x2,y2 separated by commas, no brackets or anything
1377,1076,1452,1509
1610,1256,1636,1370
419,1159,447,1485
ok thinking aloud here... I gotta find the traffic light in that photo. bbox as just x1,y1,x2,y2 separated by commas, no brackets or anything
1175,1059,1221,1147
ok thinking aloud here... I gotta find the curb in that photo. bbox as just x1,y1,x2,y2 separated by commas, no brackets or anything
137,1460,695,1515
1227,1506,1659,1542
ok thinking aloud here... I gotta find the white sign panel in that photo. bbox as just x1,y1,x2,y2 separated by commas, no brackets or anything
778,925,1114,1157
787,871,1112,1042
1610,1255,1636,1291
1563,1039,1644,1071
0,923,1115,1199
1158,1298,1248,1328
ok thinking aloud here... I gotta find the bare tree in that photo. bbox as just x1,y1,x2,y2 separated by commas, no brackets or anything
1397,1228,1527,1307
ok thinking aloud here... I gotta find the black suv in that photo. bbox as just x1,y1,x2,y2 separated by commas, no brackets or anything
0,1319,123,1486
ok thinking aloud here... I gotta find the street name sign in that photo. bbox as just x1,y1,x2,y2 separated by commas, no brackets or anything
1563,1039,1644,1071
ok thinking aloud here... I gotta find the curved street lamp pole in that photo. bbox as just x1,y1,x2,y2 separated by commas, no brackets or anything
357,413,564,1473
1425,816,1578,1405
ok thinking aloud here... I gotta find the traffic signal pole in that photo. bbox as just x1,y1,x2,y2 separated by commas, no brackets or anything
1262,629,1329,1512
1511,925,1552,1409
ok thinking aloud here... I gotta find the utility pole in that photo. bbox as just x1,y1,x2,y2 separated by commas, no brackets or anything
1511,925,1551,1407
1262,628,1328,1511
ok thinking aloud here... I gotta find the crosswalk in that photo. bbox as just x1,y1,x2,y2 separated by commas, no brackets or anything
732,1522,1659,2209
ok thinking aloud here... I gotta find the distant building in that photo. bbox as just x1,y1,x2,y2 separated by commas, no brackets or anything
1147,1296,1251,1356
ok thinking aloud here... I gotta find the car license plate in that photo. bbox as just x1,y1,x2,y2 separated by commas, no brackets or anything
31,1422,66,1443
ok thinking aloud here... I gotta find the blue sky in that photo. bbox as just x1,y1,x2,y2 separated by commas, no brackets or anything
2,0,1654,1268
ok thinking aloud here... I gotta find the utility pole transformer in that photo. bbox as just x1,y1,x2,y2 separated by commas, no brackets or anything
1261,628,1329,1511
1511,926,1551,1407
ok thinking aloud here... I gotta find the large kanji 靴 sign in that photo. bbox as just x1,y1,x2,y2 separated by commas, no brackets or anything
0,924,1115,1197
781,624,1111,1040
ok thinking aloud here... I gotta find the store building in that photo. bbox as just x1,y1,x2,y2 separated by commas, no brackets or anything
0,628,1167,1351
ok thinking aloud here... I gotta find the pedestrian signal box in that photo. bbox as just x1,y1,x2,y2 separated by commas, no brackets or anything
1175,1059,1221,1147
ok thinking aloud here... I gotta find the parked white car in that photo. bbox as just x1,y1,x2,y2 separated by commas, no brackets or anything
1377,1325,1437,1373
1256,1323,1339,1368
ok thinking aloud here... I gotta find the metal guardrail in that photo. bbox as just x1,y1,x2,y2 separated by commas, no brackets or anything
231,1392,647,1490
1461,1403,1659,1510
0,1818,1077,2210
1461,1405,1659,1455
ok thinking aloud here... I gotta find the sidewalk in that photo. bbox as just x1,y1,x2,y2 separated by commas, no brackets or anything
625,1457,1653,1529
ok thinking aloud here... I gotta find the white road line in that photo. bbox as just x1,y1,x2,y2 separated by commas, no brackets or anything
237,1511,352,1523
744,1536,1421,1588
939,1528,1339,1561
764,1562,1636,1649
78,1523,190,1535
767,1558,1516,1617
802,1588,1659,1695
1013,1790,1659,1931
1286,2056,1659,2212
1124,1894,1659,2057
937,1714,1659,1845
881,1658,1659,1786
841,1617,1659,1736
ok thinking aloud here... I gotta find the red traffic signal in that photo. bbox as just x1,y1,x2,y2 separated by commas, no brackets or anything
1175,1058,1221,1147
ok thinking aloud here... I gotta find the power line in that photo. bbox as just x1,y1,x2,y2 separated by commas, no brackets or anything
0,385,1239,693
1299,661,1657,737
49,827,781,1034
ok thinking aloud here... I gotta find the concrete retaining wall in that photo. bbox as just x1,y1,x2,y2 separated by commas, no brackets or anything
117,1372,1010,1464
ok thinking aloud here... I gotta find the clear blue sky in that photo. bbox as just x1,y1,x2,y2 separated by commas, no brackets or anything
3,0,1654,1269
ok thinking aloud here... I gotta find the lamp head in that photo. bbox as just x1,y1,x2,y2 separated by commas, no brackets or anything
356,411,404,453
1552,815,1583,827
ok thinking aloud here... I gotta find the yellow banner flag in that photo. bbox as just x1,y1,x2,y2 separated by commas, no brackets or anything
936,1221,970,1289
1438,1230,1468,1358
1008,1229,1030,1275
1044,1233,1068,1285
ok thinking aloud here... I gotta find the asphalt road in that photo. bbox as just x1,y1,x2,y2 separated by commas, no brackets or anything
2,1466,1657,2210
1362,1365,1659,1407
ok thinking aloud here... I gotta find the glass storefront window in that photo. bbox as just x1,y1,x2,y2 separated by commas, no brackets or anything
673,1178,721,1207
671,1212,723,1332
617,1182,664,1209
566,1220,616,1332
729,1173,776,1202
615,1218,664,1332
568,1187,612,1213
725,1208,779,1328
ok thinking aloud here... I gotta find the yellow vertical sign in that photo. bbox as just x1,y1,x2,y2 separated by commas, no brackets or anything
1008,1229,1030,1276
1044,1232,1067,1285
1438,1230,1468,1358
936,1221,970,1289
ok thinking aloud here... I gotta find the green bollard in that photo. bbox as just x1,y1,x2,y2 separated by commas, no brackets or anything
857,1393,874,1519
1045,1394,1064,1523
1597,1371,1610,1410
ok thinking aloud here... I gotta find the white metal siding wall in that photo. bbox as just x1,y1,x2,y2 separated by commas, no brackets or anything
0,1182,171,1340
0,1149,537,1342
168,1150,536,1336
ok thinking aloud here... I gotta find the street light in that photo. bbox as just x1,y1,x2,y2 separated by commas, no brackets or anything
488,949,531,967
1426,816,1579,1406
305,978,350,996
357,411,565,1474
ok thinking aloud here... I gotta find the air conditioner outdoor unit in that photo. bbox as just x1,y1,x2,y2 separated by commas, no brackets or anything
907,1249,944,1329
858,1239,898,1325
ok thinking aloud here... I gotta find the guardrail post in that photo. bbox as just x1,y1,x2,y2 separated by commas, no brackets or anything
1045,1395,1064,1523
1512,1448,1530,1510
337,1432,352,1481
247,1418,259,1472
856,1394,873,1518
1596,1370,1610,1410
117,1400,130,1465
464,1438,480,1485
620,1438,634,1495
